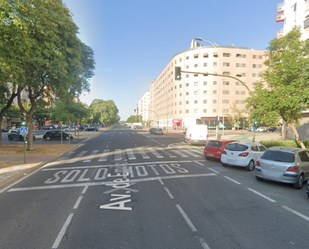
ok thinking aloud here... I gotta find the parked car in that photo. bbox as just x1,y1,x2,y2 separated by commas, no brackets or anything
204,139,238,161
306,182,309,199
84,126,98,131
39,125,55,130
256,127,267,132
149,128,163,135
266,127,277,132
221,142,267,171
78,125,85,131
8,128,36,141
1,127,10,132
43,130,73,140
255,147,309,189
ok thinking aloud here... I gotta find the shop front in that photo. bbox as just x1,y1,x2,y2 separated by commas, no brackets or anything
172,119,182,130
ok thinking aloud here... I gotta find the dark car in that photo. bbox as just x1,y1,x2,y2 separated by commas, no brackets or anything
266,127,277,132
204,139,238,161
8,128,36,141
149,128,163,135
39,125,55,130
43,130,73,140
84,126,98,131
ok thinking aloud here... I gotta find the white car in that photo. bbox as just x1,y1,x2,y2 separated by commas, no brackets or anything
256,127,266,132
221,142,267,171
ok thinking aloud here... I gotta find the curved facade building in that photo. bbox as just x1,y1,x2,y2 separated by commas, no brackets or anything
149,41,266,130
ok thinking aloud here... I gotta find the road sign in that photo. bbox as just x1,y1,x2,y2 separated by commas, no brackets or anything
20,127,28,135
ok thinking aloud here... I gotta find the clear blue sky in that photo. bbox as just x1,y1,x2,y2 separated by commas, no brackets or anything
63,0,283,121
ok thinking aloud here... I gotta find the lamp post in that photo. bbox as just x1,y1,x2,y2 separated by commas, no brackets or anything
194,38,220,139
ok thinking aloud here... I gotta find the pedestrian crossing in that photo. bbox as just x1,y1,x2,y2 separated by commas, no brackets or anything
56,147,203,164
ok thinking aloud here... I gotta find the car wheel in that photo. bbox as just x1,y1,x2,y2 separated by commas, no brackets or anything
8,136,13,141
246,160,255,171
46,136,51,141
255,176,263,181
33,136,35,141
222,163,228,167
293,173,304,189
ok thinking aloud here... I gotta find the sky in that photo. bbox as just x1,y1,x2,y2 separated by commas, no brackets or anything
62,0,283,121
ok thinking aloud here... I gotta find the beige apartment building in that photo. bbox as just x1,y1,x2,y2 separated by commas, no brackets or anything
149,40,266,130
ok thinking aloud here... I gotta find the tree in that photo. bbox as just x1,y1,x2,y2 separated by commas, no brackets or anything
226,102,244,130
1,0,95,150
246,26,309,148
90,99,120,126
126,115,142,123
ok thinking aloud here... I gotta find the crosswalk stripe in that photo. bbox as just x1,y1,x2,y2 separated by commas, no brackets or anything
126,148,136,160
67,151,87,163
147,148,164,158
83,150,99,162
137,148,150,159
98,149,110,161
184,150,200,157
114,149,122,161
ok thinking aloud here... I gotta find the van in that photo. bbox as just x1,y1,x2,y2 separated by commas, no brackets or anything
184,125,208,145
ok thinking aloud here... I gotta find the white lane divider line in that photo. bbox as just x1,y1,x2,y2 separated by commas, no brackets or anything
224,176,241,185
73,196,83,209
247,188,276,203
194,160,204,166
176,204,197,232
52,213,74,249
164,187,174,199
199,237,211,249
208,168,219,174
282,206,309,222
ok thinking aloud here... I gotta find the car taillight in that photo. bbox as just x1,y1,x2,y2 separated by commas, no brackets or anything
286,166,299,172
238,152,249,157
222,150,227,155
256,161,260,166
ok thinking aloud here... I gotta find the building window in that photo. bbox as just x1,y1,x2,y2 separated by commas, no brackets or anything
213,62,217,66
213,100,217,104
186,56,189,60
223,81,229,85
186,92,189,95
194,109,198,113
179,58,182,62
203,81,207,85
179,110,182,114
194,100,198,104
236,63,246,67
186,101,189,104
223,53,230,57
236,81,245,86
213,52,218,57
194,54,198,58
194,91,199,95
213,81,217,85
203,109,207,113
194,73,198,77
236,91,246,95
203,90,207,95
203,53,208,58
222,72,230,76
236,100,245,104
213,109,217,113
203,63,207,67
186,65,189,69
252,64,262,68
186,109,189,113
213,90,217,94
186,74,189,78
223,90,229,94
222,99,229,104
203,100,207,104
223,62,230,67
194,82,198,86
179,93,182,96
179,101,182,105
194,64,198,68
186,83,189,87
179,84,182,88
223,109,229,113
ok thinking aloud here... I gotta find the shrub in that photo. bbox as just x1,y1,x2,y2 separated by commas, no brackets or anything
259,140,298,148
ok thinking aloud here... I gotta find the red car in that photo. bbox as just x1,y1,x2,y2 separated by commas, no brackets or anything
204,139,238,161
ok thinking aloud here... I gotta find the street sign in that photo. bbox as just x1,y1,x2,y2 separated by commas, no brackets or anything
20,127,28,135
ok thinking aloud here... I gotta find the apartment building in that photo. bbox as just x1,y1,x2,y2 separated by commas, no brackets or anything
276,0,309,40
149,40,266,130
137,92,150,123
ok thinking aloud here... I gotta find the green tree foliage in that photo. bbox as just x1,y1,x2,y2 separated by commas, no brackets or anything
246,26,309,148
126,115,142,123
90,99,120,126
0,0,95,150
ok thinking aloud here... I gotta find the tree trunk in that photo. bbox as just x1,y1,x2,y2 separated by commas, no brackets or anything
289,124,306,149
26,112,35,151
282,121,287,140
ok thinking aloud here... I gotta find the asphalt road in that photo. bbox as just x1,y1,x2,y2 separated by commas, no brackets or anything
0,124,308,249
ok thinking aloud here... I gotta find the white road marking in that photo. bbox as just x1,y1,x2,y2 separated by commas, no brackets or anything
208,168,219,174
98,149,110,161
126,148,136,160
67,151,87,164
52,213,74,249
137,148,150,159
247,188,276,203
147,148,164,158
194,160,204,166
83,150,99,162
199,238,211,249
114,149,122,161
73,196,83,209
164,187,174,199
176,204,197,232
8,173,216,192
282,206,309,222
173,150,188,157
224,176,241,185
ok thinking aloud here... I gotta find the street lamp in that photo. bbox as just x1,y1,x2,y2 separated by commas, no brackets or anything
194,37,220,139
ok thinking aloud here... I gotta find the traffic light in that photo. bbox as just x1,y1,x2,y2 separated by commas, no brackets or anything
175,66,182,81
21,121,25,126
254,121,258,125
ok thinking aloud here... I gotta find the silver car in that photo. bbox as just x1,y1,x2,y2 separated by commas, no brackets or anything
255,147,309,189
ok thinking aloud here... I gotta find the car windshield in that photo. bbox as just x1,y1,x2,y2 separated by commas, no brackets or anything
206,141,223,147
260,150,295,162
225,143,248,151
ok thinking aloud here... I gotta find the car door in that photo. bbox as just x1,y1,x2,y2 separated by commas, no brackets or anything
250,144,262,161
298,151,309,180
